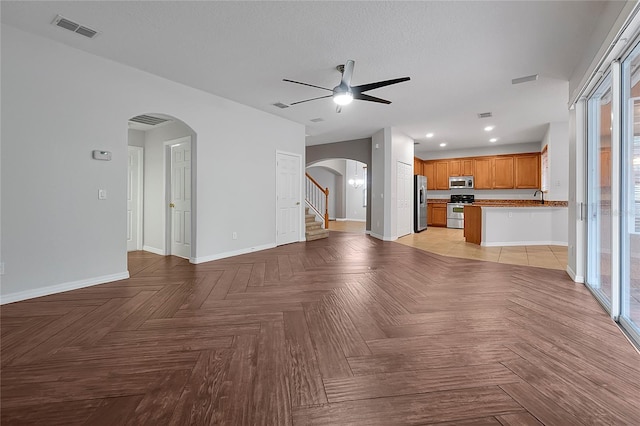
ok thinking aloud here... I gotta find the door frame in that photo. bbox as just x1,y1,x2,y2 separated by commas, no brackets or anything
164,136,195,260
276,150,304,245
127,146,144,251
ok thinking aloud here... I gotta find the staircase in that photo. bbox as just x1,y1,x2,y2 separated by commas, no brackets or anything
305,208,329,241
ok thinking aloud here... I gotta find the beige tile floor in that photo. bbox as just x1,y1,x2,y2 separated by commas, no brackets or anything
328,221,568,271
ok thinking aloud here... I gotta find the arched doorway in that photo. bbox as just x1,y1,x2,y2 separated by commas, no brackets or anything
306,158,368,233
127,113,197,260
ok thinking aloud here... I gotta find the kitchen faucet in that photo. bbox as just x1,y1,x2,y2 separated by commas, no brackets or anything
533,190,545,205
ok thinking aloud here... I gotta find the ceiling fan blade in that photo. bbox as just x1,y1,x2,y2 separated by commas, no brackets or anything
352,77,411,94
353,93,391,104
340,59,355,88
289,94,333,106
336,105,342,113
283,79,333,92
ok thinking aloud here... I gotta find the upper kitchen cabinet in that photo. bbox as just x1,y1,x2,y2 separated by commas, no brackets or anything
473,157,493,189
450,159,473,176
449,159,461,176
435,161,449,189
423,152,540,190
493,156,515,189
414,157,423,176
462,159,473,176
423,161,435,190
514,154,540,189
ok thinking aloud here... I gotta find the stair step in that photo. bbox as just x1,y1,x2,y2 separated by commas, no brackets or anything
306,222,322,231
306,228,329,241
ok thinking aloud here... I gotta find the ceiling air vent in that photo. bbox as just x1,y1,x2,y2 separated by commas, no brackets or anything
310,118,324,123
129,115,169,126
272,102,289,109
52,15,99,39
477,112,493,119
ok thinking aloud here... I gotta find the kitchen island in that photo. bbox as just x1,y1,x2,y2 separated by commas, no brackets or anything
464,203,568,246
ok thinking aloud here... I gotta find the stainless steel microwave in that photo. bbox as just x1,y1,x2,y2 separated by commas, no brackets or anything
449,176,474,189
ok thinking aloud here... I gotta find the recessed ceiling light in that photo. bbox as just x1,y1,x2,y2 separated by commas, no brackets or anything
489,138,498,143
484,126,494,132
439,143,447,147
426,133,434,138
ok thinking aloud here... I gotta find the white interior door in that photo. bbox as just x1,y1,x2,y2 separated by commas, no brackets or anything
397,161,412,237
276,152,301,246
127,146,143,251
170,139,191,259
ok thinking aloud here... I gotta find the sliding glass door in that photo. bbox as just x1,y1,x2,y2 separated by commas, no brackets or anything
586,74,613,311
621,45,640,344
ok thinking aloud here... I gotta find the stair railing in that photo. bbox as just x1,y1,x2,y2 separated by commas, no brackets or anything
305,173,329,229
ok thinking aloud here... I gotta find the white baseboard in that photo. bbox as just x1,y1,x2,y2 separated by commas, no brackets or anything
192,243,277,264
143,245,165,255
344,218,366,222
369,232,397,242
365,230,371,235
335,218,347,222
566,265,585,283
481,241,568,247
0,271,130,305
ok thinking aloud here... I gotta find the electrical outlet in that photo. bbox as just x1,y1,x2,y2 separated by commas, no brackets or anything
232,232,237,240
508,211,513,218
98,189,107,200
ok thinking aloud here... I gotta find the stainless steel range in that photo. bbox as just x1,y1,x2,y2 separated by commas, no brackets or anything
447,194,474,229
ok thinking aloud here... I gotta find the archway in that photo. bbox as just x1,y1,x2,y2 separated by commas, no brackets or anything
306,137,372,232
127,113,198,261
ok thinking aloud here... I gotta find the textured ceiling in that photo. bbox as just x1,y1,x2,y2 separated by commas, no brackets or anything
1,1,616,153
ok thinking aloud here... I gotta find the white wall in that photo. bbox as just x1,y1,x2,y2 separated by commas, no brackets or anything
1,25,304,303
128,129,145,148
417,142,541,160
344,160,367,221
541,122,569,201
370,127,414,241
370,129,386,238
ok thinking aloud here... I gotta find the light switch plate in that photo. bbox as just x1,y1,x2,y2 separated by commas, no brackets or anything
98,189,107,200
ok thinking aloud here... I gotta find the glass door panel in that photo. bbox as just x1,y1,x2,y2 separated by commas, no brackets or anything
586,74,613,310
621,47,640,345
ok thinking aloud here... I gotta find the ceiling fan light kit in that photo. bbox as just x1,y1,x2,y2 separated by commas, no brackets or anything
283,59,410,112
333,91,353,105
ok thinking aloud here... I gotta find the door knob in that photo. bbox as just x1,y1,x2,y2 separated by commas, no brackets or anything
169,203,175,208
296,202,300,205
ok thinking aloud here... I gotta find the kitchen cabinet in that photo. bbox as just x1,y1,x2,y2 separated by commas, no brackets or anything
449,160,461,176
427,203,433,226
423,152,539,190
435,161,449,189
414,157,423,176
493,156,514,189
449,159,473,177
473,158,493,189
515,154,540,189
462,159,473,176
431,204,447,227
423,161,435,190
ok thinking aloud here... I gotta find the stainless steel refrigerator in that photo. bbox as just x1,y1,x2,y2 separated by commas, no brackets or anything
414,175,427,232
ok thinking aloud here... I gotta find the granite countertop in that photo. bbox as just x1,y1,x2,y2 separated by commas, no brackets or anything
473,200,568,207
427,199,568,207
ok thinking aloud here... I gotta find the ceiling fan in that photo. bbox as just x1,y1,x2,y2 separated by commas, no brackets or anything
283,60,410,113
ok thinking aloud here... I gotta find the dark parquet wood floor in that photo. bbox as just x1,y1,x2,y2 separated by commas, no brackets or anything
2,231,640,425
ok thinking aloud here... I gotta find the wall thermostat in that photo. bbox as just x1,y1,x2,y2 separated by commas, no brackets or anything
92,150,112,161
